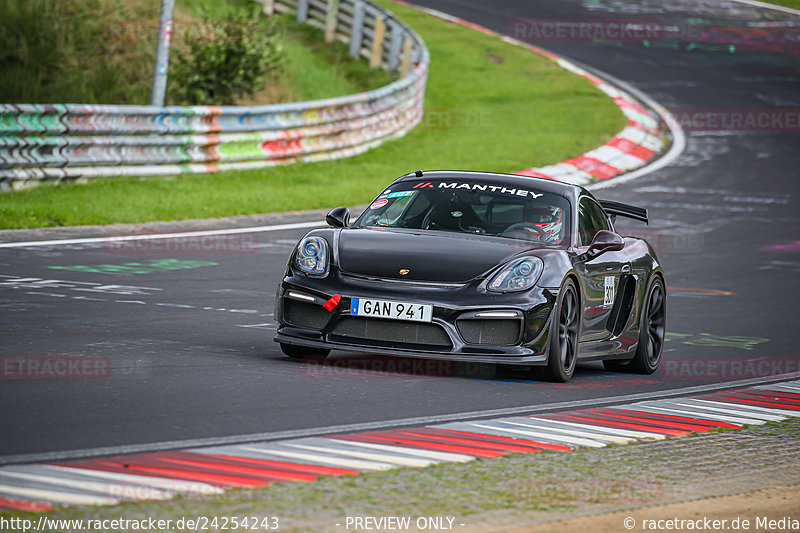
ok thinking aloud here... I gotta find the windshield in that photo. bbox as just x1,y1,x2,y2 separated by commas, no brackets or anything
356,179,571,246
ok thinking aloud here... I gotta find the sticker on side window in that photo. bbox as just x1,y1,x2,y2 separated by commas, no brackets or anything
370,199,389,210
387,191,415,198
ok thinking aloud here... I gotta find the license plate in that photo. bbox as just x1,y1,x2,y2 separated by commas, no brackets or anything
350,297,433,323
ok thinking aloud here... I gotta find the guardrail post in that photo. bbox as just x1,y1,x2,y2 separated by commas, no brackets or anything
399,36,414,77
150,0,175,107
324,0,340,43
388,22,403,70
262,0,275,15
349,1,365,59
370,15,386,68
296,0,308,23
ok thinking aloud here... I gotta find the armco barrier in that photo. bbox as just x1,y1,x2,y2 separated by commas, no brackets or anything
0,0,429,190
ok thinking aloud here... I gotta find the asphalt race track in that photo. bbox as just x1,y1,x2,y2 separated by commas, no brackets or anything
1,0,799,462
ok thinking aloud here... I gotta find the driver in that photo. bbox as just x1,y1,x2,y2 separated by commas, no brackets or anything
521,202,564,244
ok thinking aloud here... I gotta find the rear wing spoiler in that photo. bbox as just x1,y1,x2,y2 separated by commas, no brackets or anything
599,200,648,224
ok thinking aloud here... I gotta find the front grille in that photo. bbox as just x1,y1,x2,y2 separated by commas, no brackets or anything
331,316,452,348
283,299,330,330
457,319,521,345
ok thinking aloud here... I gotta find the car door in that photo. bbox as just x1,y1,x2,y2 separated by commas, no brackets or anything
575,196,627,342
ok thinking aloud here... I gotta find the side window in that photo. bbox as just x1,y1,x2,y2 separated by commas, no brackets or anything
578,198,610,246
404,193,431,220
381,196,414,225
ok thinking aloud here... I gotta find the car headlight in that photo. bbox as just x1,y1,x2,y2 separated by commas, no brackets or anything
487,257,543,293
295,236,329,276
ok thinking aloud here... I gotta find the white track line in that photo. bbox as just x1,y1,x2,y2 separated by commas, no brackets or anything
0,483,118,506
762,383,800,392
526,421,642,443
0,470,170,500
527,417,665,440
615,404,762,425
689,399,796,418
0,221,324,249
40,465,221,494
728,0,800,16
323,439,472,463
621,402,763,425
498,419,633,444
755,387,800,399
661,400,784,422
467,422,606,448
282,442,434,468
237,445,394,471
758,382,800,393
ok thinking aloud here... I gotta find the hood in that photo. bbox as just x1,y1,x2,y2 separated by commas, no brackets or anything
336,228,537,283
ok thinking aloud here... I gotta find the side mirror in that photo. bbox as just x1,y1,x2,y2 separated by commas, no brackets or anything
326,206,350,228
587,230,624,259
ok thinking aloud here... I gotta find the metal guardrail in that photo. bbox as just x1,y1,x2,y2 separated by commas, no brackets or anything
0,0,429,190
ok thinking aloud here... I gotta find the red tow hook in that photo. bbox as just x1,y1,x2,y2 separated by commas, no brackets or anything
323,294,341,311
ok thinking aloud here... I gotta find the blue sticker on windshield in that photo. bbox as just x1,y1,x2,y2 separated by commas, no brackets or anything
387,191,415,198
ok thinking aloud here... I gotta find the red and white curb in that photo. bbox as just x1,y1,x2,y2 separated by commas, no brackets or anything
1,380,799,511
394,0,674,187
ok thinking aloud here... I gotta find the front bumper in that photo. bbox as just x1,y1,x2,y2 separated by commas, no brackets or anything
274,267,558,366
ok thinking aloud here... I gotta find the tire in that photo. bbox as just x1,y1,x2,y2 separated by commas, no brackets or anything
280,343,330,359
603,275,666,374
536,278,580,382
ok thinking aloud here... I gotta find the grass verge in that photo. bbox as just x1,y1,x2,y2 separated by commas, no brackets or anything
176,0,394,105
0,0,158,105
0,0,626,229
761,0,800,9
0,0,392,106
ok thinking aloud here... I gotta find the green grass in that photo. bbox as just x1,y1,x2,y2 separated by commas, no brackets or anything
0,0,627,229
252,17,394,104
0,0,158,104
175,0,394,104
0,0,391,105
762,0,800,9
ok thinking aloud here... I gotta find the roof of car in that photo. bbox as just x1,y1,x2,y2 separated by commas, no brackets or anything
393,170,581,197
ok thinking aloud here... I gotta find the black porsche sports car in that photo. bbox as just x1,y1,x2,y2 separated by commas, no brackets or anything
274,170,665,382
